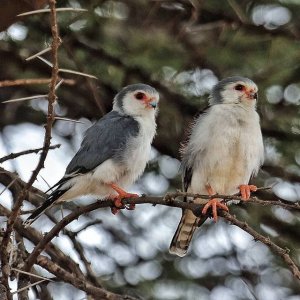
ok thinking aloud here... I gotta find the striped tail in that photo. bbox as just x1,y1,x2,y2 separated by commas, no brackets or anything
169,210,206,257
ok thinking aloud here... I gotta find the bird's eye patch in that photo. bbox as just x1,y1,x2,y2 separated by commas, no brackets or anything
135,92,146,100
235,84,244,91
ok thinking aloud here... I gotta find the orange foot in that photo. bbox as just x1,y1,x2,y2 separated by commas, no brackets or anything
239,184,257,200
201,184,229,222
109,183,139,215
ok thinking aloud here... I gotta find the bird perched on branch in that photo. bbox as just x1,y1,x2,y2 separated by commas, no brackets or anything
169,76,264,257
24,83,159,226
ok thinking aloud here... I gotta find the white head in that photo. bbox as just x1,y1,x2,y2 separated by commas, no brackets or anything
209,76,258,108
113,83,159,117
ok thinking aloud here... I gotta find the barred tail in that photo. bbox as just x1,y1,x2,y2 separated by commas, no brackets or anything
169,210,206,257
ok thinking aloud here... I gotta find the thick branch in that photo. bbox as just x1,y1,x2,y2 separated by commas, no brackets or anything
0,164,299,284
25,191,300,280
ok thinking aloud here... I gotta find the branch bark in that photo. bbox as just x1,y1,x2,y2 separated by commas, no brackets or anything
0,1,60,297
36,256,137,300
23,191,300,282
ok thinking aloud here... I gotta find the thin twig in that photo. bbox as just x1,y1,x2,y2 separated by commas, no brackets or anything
12,279,49,295
54,117,85,124
221,211,300,280
2,95,47,104
17,8,87,17
0,78,49,87
11,268,53,282
0,179,17,196
0,78,75,88
36,256,137,300
0,144,61,164
58,68,97,79
26,47,52,61
36,56,53,67
36,56,98,79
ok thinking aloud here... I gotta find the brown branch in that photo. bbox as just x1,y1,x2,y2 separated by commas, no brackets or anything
66,231,103,287
0,164,299,286
221,211,300,280
0,1,61,297
0,204,88,281
0,203,131,298
0,144,61,164
25,191,300,277
0,78,75,87
36,256,137,300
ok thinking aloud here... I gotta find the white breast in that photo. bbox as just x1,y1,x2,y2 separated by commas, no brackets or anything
57,114,157,202
120,114,157,187
188,104,264,195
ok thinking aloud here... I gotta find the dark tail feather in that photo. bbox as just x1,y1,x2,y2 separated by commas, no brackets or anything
23,189,66,227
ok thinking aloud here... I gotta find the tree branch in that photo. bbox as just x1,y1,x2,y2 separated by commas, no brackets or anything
23,191,300,282
0,78,75,87
36,256,137,300
0,1,61,297
220,211,300,280
0,163,299,291
0,144,60,164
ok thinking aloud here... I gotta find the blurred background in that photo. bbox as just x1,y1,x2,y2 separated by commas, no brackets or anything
0,0,300,299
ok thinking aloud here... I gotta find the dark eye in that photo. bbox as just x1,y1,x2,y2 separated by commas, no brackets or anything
135,92,145,100
235,84,244,91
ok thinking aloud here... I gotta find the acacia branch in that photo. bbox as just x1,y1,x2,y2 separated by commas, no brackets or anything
0,1,61,297
0,144,60,164
36,256,137,300
220,211,300,280
0,78,75,87
0,164,299,289
24,191,300,282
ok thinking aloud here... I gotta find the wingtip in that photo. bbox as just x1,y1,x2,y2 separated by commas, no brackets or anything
23,218,34,228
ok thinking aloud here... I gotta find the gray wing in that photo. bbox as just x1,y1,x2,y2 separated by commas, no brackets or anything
66,110,139,175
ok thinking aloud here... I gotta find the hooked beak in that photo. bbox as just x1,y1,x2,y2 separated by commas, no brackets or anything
149,101,157,108
247,90,258,100
144,97,158,109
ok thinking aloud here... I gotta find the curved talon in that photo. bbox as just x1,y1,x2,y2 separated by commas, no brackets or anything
202,199,229,222
109,183,139,215
126,203,136,210
239,184,257,200
111,207,120,215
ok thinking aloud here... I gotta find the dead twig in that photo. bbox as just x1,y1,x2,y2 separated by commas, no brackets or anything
36,255,137,300
0,144,61,164
0,78,75,87
221,211,300,280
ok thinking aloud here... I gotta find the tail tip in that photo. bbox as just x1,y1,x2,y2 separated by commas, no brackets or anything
169,246,187,257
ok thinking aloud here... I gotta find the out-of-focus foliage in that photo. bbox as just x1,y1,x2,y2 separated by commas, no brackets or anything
0,0,300,299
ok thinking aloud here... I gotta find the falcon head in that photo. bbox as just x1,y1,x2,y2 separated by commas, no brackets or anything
209,76,258,107
113,83,159,116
